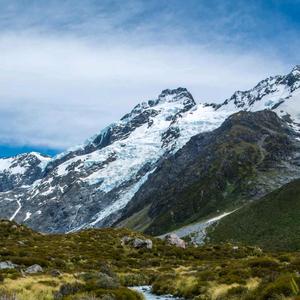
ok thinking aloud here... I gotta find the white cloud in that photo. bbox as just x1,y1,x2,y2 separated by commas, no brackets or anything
0,1,296,150
0,31,288,149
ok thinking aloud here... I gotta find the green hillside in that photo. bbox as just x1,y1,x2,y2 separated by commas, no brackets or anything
208,178,300,251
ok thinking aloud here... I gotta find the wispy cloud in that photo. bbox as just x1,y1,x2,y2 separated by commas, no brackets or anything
0,0,297,150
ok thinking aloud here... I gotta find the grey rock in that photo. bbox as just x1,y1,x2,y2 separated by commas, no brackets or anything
121,236,153,249
0,261,18,270
132,238,153,249
25,264,43,274
165,234,186,249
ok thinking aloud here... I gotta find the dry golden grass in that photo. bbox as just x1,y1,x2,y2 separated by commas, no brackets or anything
1,274,81,300
246,277,261,290
174,275,198,295
207,277,261,299
208,282,239,299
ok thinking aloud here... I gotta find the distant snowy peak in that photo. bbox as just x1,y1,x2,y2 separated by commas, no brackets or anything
0,152,50,192
219,66,300,124
0,152,50,173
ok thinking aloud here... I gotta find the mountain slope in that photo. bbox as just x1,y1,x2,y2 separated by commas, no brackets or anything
117,110,300,235
0,66,300,234
207,178,300,251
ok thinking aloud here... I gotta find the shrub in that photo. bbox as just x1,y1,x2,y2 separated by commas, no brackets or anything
278,254,291,263
248,257,279,268
53,282,84,299
119,273,151,286
9,256,49,267
261,274,299,299
95,273,120,289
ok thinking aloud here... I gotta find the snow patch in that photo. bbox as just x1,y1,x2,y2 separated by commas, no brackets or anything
24,212,32,221
9,200,22,221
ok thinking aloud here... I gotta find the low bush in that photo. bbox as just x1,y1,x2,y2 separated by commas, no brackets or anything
261,274,299,299
53,283,84,299
248,257,279,268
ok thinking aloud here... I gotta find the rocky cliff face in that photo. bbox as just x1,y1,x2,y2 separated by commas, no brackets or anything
1,67,300,234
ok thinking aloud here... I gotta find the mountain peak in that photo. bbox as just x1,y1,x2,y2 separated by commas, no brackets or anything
292,65,300,73
159,87,188,97
125,87,195,119
158,87,195,104
220,66,300,113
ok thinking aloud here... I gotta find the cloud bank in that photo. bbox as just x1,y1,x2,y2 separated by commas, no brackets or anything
0,1,297,150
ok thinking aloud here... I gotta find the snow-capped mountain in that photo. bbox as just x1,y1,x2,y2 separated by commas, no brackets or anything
0,152,50,192
0,66,300,233
219,65,300,124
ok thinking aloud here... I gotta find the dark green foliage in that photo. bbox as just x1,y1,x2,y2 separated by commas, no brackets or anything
54,283,84,299
261,274,299,299
54,279,142,300
247,257,279,268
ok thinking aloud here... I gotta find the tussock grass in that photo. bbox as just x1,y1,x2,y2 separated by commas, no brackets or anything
1,274,80,300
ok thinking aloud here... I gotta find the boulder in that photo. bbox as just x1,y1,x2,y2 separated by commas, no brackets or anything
165,234,186,249
25,264,43,274
121,236,153,249
132,238,153,249
0,261,18,270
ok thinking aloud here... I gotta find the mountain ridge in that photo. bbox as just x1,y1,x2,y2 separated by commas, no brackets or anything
0,66,300,234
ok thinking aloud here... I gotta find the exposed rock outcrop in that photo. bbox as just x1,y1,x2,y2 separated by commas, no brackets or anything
165,234,186,249
25,264,43,274
121,236,153,249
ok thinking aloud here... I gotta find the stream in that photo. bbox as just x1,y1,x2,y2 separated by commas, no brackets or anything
131,286,182,300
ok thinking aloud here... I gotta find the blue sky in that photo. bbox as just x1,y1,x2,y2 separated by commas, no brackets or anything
0,0,299,157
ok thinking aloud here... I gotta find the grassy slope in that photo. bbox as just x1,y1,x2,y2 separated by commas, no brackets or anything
208,178,300,251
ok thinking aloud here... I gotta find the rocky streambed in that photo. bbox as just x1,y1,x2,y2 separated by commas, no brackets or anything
131,286,182,300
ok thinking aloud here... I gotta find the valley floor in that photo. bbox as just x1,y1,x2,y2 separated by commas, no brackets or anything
1,220,300,299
